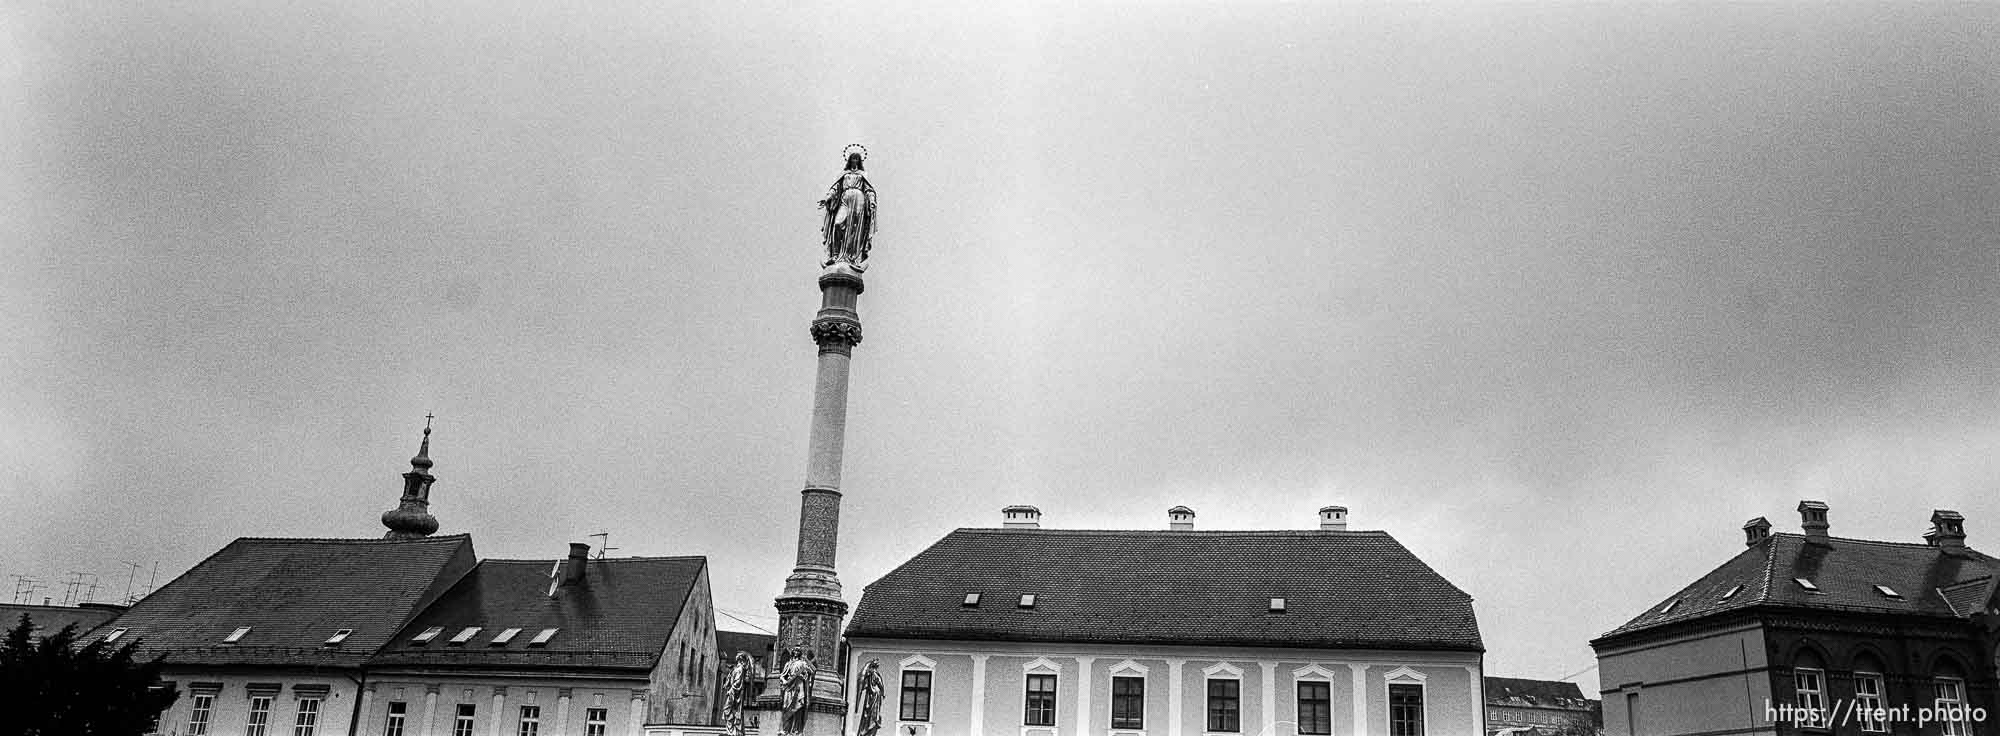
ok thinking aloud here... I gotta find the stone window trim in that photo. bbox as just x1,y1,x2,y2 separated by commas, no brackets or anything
1107,659,1152,736
1203,676,1242,735
897,654,935,727
1022,660,1060,735
1383,666,1429,736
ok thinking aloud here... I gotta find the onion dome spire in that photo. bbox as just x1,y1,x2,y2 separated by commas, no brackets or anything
382,414,441,539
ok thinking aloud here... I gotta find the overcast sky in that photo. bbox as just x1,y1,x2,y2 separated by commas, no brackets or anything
5,2,1997,695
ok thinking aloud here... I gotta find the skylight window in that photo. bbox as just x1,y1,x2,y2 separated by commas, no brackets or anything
324,629,353,646
1269,597,1287,613
223,627,252,643
1660,599,1679,614
490,628,522,645
411,626,445,645
962,593,981,607
1795,578,1821,593
103,628,128,643
526,628,558,647
1874,585,1903,599
1018,594,1037,609
1720,585,1742,600
447,627,482,645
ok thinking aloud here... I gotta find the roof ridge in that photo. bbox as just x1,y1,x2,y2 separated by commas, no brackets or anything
953,528,1391,536
229,534,474,544
1768,531,1973,551
480,555,707,564
1756,535,1779,604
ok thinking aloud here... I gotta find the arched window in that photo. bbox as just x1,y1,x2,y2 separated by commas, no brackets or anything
1791,648,1828,722
1850,652,1889,734
1933,656,1972,736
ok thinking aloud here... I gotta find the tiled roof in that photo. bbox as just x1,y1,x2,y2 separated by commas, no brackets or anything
370,556,706,673
716,630,776,662
0,604,123,641
1595,533,2000,644
847,528,1482,651
99,535,476,667
1485,677,1591,707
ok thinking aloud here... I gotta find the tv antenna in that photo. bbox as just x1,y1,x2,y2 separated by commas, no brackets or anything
588,531,618,559
120,561,143,604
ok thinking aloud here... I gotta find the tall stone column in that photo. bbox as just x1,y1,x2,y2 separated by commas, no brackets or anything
757,146,878,736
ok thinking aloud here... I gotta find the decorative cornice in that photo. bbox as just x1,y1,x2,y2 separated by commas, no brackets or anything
775,596,850,617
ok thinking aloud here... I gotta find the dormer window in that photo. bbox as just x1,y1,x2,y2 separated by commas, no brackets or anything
223,627,252,643
410,626,445,645
447,627,481,645
324,629,353,646
103,628,128,643
962,593,981,607
1018,594,1037,609
1795,578,1821,593
490,628,521,645
1269,597,1287,613
527,628,558,647
1874,585,1902,599
1720,585,1742,600
1659,599,1679,614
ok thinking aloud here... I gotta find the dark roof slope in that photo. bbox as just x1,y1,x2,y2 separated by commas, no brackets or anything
99,535,476,667
370,556,706,673
1,604,123,640
847,528,1482,651
1595,533,2000,644
1485,677,1591,707
716,630,776,661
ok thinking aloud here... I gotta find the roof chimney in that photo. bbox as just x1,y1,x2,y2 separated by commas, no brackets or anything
1319,505,1348,531
1743,516,1772,547
1002,505,1041,529
560,542,590,587
1930,509,1967,554
1168,506,1195,531
1797,500,1829,545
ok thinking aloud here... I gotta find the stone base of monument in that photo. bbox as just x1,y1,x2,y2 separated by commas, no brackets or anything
751,684,849,736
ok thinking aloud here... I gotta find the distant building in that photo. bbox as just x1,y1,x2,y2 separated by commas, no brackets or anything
0,601,124,641
844,505,1486,736
1483,677,1600,735
1591,502,2000,736
91,429,720,736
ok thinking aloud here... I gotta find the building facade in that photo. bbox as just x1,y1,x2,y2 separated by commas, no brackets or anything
1592,503,2000,736
1483,677,1599,736
845,506,1486,736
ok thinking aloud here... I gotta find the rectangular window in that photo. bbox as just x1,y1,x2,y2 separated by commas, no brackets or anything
1111,676,1144,730
1389,684,1424,736
411,626,445,644
1024,673,1057,726
454,704,477,736
492,627,522,645
1854,674,1886,733
246,695,274,736
584,707,608,736
1297,681,1332,735
1794,668,1826,715
1936,678,1970,736
187,692,215,735
448,626,481,645
293,698,321,736
527,628,559,646
224,626,252,643
385,702,408,736
899,670,933,721
517,705,541,736
1207,679,1241,732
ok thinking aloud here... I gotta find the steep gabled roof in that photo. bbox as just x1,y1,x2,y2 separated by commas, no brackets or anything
1595,533,2000,645
98,535,476,667
847,528,1482,651
369,556,706,673
1,604,123,641
716,630,776,662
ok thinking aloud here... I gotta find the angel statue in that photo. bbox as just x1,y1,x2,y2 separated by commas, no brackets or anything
720,651,755,736
819,144,877,270
854,659,886,736
778,647,817,736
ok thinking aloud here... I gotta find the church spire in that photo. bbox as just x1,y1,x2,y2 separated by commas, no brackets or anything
381,414,440,539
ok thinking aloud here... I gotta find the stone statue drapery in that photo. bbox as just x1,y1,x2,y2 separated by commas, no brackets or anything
854,659,886,736
819,146,877,270
778,648,817,736
721,651,754,736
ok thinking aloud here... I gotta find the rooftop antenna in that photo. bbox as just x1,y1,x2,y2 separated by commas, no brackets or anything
10,575,43,605
588,531,618,559
119,561,142,604
58,571,87,606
